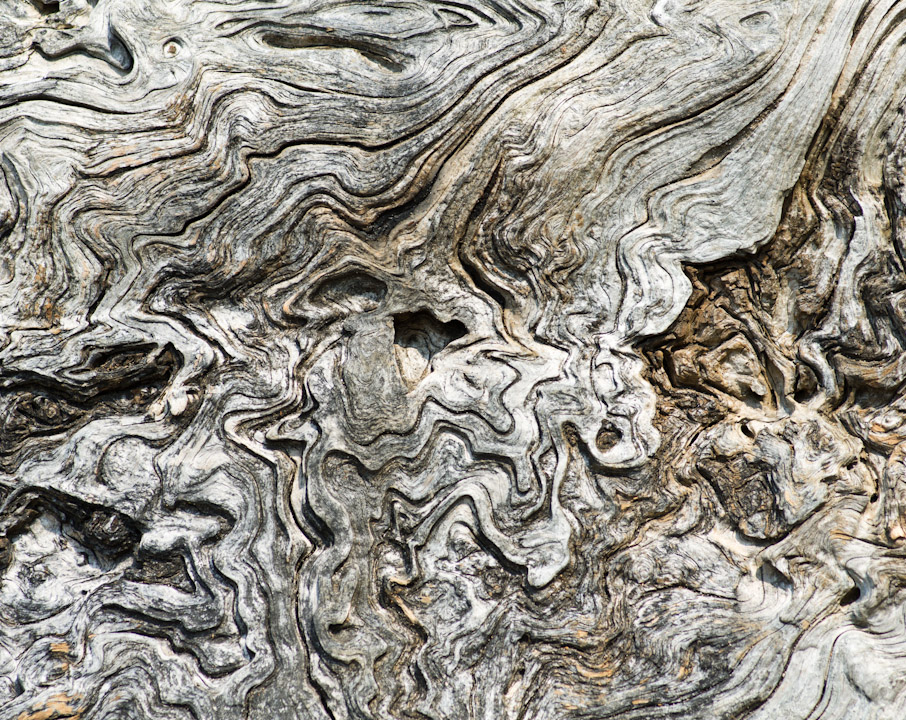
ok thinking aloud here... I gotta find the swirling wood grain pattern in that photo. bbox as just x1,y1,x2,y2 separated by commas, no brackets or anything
1,1,905,718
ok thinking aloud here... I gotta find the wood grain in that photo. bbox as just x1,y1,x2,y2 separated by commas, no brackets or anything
1,1,905,718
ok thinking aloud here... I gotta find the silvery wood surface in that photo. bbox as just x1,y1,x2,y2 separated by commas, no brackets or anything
1,0,906,718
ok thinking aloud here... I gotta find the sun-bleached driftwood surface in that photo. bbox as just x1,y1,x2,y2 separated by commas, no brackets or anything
2,0,906,718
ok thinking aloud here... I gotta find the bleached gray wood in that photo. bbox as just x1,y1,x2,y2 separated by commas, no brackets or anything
1,0,906,718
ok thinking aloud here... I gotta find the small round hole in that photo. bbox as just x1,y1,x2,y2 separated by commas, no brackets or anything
164,40,182,58
840,584,861,607
595,422,621,453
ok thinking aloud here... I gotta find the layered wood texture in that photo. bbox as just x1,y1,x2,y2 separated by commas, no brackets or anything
2,1,906,718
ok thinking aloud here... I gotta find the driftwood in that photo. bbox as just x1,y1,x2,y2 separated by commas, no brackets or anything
1,1,906,718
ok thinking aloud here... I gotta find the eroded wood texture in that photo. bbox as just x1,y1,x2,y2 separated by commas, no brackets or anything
1,1,906,718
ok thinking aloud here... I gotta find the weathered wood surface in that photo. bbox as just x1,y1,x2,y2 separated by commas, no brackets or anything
1,1,906,718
